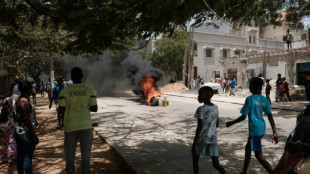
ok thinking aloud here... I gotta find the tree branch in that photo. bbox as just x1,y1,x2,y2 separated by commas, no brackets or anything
24,0,56,16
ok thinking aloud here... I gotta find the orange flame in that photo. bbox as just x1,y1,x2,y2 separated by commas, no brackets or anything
140,73,163,105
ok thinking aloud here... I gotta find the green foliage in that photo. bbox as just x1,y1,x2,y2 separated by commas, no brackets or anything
222,0,305,28
148,28,188,80
0,0,309,58
9,0,218,54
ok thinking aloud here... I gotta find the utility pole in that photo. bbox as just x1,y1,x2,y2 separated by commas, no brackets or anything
182,40,187,85
188,25,195,89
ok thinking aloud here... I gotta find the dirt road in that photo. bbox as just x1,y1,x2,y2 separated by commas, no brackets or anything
0,95,135,174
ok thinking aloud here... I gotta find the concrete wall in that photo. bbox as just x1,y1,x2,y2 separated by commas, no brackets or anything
224,48,310,87
266,61,286,80
261,23,308,42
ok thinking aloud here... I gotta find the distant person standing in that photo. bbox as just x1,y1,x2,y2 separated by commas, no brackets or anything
58,67,98,174
265,79,272,105
258,74,265,84
215,75,222,87
282,77,292,101
286,29,292,50
225,78,230,94
222,78,226,93
196,76,201,89
39,81,45,98
46,79,52,102
49,78,65,129
31,81,36,104
230,77,236,96
275,74,283,102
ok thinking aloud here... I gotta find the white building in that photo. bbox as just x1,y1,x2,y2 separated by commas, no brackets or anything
193,22,284,83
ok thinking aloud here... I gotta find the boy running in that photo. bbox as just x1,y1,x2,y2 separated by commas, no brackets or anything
226,77,278,174
192,86,226,174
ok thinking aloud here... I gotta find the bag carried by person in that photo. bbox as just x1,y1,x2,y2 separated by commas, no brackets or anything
0,106,8,123
12,97,26,139
294,155,310,174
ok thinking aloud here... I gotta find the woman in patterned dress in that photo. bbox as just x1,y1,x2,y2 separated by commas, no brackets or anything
0,82,20,165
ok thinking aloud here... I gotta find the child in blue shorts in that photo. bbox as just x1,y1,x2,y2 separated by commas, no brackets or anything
192,86,226,174
226,77,278,174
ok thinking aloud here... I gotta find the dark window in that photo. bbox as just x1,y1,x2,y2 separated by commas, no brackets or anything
194,43,198,56
206,49,212,57
223,50,227,58
235,50,241,55
249,36,251,43
253,36,256,44
302,34,307,40
194,43,197,51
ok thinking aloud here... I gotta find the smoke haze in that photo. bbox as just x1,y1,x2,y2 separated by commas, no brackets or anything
62,51,163,96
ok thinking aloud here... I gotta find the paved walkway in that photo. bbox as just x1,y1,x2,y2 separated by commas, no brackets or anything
93,90,304,174
166,92,308,112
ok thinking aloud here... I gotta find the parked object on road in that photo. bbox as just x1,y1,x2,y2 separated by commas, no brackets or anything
149,95,169,106
202,82,221,94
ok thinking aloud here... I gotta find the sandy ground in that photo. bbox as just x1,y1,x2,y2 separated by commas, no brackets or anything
0,95,136,174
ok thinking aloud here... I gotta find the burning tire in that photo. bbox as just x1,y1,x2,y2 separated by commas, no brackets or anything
150,96,159,106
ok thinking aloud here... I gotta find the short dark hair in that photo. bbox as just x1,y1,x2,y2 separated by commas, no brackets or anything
71,67,84,79
249,77,264,94
199,86,214,96
18,80,32,93
266,79,270,83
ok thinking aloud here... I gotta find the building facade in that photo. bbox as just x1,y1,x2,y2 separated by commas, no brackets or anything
193,24,284,85
224,48,310,88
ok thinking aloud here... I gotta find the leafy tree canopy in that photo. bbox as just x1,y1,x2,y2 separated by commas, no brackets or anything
147,28,188,80
1,0,308,55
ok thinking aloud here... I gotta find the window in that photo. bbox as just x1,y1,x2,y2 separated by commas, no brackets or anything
194,43,197,51
235,50,241,56
302,34,307,40
253,36,256,44
194,43,198,56
206,49,212,57
223,50,228,58
249,36,251,43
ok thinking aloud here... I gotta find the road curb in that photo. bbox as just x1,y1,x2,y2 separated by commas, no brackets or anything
165,93,304,112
